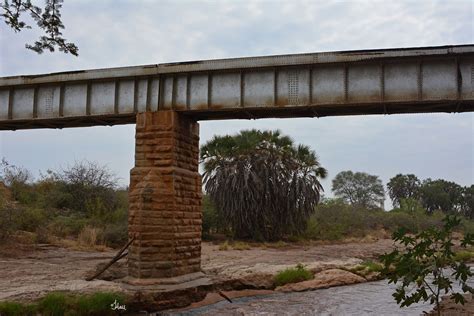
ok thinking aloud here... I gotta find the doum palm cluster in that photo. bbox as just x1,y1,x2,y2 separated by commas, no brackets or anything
200,129,327,241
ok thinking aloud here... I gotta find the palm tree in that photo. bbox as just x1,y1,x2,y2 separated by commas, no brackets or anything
200,129,327,241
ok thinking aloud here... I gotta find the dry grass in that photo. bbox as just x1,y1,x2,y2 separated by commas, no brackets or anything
263,241,288,249
232,241,251,250
218,241,230,251
218,240,252,251
44,226,109,252
78,226,102,247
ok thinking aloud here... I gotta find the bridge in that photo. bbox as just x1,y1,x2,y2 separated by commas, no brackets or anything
1,45,473,284
0,45,473,130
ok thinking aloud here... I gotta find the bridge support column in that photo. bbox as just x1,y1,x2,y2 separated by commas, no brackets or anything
127,111,202,282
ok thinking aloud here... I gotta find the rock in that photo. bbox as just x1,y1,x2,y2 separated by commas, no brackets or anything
425,294,474,316
275,268,366,292
238,273,275,289
363,271,382,281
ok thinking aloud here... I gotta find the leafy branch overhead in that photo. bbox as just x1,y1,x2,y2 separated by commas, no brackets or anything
1,0,78,55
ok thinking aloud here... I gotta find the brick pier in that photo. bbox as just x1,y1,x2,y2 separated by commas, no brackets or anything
127,111,202,282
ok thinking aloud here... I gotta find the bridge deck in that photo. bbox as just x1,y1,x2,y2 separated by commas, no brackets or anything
0,45,473,130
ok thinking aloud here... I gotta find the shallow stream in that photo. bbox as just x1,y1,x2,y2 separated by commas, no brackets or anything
169,278,472,316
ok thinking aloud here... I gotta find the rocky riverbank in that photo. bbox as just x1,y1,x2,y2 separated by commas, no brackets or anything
0,238,391,311
1,238,473,314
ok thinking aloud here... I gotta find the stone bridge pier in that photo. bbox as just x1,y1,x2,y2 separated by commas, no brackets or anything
127,111,203,284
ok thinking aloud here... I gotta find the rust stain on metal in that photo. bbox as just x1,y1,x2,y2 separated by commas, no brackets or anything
193,103,210,110
209,103,226,110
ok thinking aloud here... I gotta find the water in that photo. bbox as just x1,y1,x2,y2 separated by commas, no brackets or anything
169,279,470,316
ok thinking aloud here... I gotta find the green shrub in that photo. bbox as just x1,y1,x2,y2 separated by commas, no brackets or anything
75,292,125,316
461,218,474,235
383,211,444,234
360,260,384,272
16,207,49,232
453,250,474,262
303,201,384,240
38,292,69,316
0,301,36,316
102,222,128,248
0,205,50,241
0,206,15,240
300,200,459,242
274,263,313,286
202,195,229,239
34,291,125,316
47,215,88,238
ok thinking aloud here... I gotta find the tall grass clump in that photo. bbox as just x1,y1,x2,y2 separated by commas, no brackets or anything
38,292,69,316
0,291,127,316
77,226,103,248
0,301,36,316
75,292,126,316
274,263,313,286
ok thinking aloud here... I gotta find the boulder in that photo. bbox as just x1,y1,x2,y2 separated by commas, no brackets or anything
426,294,474,316
275,268,366,292
237,273,275,289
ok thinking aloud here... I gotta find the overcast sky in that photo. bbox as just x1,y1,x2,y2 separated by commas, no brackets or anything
0,0,472,208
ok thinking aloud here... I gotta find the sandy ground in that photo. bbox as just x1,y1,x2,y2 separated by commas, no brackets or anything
0,239,394,302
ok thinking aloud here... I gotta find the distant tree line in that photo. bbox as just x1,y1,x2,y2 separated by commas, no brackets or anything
330,170,473,219
388,174,473,219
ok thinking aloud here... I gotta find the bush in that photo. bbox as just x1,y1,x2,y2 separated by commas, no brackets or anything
47,215,89,238
0,205,50,241
202,195,218,238
16,207,49,232
303,200,385,240
102,221,128,248
0,206,15,241
299,200,460,242
360,260,384,272
75,292,125,316
22,291,127,316
38,292,69,316
274,263,313,286
202,195,229,239
461,218,474,234
453,250,474,262
0,301,36,316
